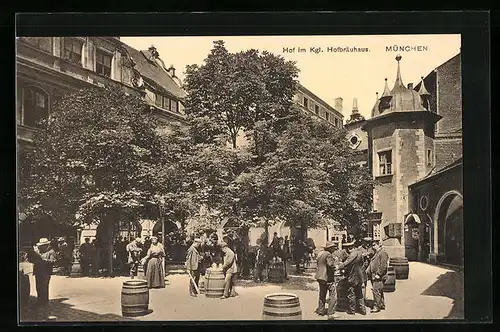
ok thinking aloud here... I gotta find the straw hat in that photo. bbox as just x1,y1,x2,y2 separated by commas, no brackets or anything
324,241,337,249
362,237,373,243
342,240,356,248
36,238,51,246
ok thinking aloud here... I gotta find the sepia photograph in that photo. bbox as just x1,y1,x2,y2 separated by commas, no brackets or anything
17,32,465,323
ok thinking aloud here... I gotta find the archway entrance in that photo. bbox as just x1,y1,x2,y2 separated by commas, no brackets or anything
437,192,463,266
96,218,142,275
153,220,185,262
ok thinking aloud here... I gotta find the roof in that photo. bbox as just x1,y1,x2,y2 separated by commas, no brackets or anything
409,156,463,188
121,43,187,100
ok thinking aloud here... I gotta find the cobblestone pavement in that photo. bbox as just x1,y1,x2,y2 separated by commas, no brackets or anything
19,262,463,323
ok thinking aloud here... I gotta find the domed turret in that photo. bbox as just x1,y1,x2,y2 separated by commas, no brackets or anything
372,55,427,117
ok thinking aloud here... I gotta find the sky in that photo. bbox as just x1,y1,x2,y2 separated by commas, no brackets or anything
121,35,461,120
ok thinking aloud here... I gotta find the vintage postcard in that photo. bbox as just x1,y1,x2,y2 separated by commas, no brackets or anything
17,32,466,323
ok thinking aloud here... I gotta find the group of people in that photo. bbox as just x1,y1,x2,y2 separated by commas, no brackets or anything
185,234,239,299
314,237,389,320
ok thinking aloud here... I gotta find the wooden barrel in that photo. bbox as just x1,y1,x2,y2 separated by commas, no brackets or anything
137,266,146,280
383,266,396,292
70,260,83,278
205,268,225,298
268,262,285,283
199,277,205,294
389,257,409,279
121,280,149,317
305,259,317,273
262,293,302,320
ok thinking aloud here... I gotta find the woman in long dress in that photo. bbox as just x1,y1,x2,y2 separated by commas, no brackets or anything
144,237,165,288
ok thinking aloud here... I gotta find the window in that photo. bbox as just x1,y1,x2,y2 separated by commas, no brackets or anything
21,37,53,53
326,112,330,121
63,38,83,65
334,118,338,127
314,105,319,115
378,150,392,175
303,97,309,108
170,99,179,113
155,94,163,107
96,49,112,77
373,223,381,240
21,87,49,127
426,149,433,166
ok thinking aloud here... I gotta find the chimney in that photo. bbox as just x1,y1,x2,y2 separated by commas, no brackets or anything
334,97,343,113
352,97,359,113
407,83,413,90
169,65,177,78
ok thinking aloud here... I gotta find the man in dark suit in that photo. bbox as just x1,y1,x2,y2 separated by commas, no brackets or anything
337,240,366,315
314,241,340,319
367,240,389,313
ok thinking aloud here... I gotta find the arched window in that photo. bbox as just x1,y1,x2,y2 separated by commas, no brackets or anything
21,87,49,128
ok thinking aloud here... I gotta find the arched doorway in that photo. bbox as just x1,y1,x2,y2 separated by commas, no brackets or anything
153,220,185,262
96,218,142,275
436,191,463,266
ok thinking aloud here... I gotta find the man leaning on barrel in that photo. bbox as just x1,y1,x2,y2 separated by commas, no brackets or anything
366,240,389,313
314,241,340,320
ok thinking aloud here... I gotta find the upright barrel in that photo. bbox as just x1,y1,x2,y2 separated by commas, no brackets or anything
389,257,409,279
121,280,149,317
262,293,302,320
383,266,396,292
267,262,285,283
205,268,225,298
70,259,83,278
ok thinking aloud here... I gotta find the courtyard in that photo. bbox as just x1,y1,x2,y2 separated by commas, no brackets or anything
19,262,463,323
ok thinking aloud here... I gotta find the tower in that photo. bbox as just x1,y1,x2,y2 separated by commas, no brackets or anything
362,55,442,258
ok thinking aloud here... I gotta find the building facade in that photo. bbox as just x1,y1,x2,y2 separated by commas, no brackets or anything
16,37,187,249
294,83,344,129
362,53,463,266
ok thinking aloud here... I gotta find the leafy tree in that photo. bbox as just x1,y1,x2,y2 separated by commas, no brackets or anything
19,87,167,228
232,112,374,237
183,40,299,149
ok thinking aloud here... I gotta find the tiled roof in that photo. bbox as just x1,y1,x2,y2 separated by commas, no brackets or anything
411,156,463,187
121,44,187,100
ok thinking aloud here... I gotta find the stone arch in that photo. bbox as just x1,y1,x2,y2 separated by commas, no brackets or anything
433,190,463,264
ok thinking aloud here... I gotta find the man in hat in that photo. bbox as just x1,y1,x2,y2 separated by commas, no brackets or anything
79,237,92,276
367,240,389,313
314,241,340,319
220,239,238,299
57,237,73,276
337,240,366,315
185,238,203,297
358,237,374,302
29,238,57,306
126,237,143,279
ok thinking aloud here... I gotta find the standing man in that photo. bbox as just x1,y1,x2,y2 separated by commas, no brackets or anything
337,240,366,315
367,240,389,313
79,238,92,277
185,238,203,297
126,237,143,279
358,237,373,302
220,239,237,299
314,241,339,320
253,240,266,282
29,238,57,306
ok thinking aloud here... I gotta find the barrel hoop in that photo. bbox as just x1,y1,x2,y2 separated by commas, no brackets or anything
263,303,300,309
264,298,298,305
263,311,302,317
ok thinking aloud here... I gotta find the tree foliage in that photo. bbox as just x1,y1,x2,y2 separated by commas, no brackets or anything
19,87,167,226
183,40,299,149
